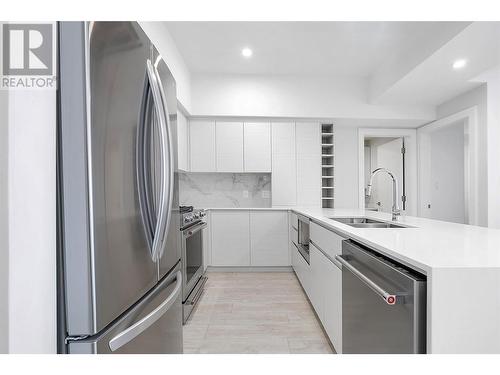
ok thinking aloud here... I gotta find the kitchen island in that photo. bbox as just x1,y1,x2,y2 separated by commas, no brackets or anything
293,208,500,354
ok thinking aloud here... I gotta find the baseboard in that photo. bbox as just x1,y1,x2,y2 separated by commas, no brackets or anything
206,266,293,273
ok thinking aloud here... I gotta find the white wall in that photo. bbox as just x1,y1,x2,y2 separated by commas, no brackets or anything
472,68,500,229
0,90,8,353
436,84,488,226
334,126,359,208
191,73,435,120
7,89,57,353
139,22,192,112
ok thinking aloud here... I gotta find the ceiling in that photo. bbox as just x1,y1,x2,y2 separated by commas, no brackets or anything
375,22,500,106
165,21,469,76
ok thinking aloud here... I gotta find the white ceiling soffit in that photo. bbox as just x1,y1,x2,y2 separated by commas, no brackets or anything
332,118,424,128
372,22,500,107
164,21,469,77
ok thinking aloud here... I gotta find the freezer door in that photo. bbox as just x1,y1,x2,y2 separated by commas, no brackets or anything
59,22,170,336
152,47,182,279
68,263,183,354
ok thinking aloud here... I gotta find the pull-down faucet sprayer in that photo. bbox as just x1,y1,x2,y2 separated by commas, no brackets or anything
366,168,401,221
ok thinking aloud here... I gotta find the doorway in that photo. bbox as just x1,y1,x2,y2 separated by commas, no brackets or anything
364,137,405,213
417,107,478,224
358,128,417,216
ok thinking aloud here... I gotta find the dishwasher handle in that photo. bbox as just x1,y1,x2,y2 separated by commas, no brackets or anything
335,255,404,305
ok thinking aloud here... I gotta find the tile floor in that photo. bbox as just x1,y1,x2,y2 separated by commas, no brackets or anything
183,272,334,354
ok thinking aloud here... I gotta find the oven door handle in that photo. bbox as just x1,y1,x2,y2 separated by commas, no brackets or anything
183,222,207,238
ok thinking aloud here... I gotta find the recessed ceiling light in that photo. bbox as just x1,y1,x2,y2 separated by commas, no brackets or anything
241,47,253,58
452,59,467,70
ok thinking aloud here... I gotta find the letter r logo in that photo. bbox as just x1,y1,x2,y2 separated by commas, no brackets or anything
2,24,53,76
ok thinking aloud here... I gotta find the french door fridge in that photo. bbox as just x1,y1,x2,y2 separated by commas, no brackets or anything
57,21,182,353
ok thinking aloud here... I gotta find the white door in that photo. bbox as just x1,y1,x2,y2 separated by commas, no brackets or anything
249,211,289,266
211,211,250,266
216,121,244,172
419,119,467,224
272,122,297,206
189,120,216,172
244,122,271,172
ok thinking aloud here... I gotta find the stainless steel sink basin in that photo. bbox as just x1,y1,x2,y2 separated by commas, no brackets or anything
329,217,410,229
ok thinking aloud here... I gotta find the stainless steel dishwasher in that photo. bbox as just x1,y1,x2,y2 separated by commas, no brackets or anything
336,240,427,354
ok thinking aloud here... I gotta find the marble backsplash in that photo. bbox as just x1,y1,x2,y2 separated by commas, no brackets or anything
179,173,271,208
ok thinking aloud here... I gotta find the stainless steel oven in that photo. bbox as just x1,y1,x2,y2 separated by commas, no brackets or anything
297,214,310,263
180,206,207,323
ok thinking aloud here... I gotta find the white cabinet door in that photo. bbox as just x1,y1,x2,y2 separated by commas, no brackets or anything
310,221,344,260
216,121,244,172
244,122,271,172
177,111,189,172
250,211,289,266
309,244,324,317
297,155,321,206
272,122,296,206
211,211,250,266
189,120,216,172
323,257,342,353
296,122,320,207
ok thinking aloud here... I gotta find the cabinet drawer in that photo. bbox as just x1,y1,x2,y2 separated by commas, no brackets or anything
310,221,344,260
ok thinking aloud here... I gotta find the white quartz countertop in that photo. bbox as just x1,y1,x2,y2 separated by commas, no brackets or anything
206,207,288,211
292,208,500,273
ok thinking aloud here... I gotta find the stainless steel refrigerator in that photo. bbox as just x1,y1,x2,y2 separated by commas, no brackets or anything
57,21,183,354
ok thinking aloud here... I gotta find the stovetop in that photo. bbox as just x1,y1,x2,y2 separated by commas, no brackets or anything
180,206,206,229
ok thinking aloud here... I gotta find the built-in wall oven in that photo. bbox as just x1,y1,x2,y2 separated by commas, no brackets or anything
296,214,310,263
180,206,208,323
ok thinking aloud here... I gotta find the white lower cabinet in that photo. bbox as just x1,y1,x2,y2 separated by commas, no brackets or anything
209,210,289,267
309,244,325,317
323,255,342,353
250,211,289,266
211,211,250,266
293,245,311,296
307,241,343,353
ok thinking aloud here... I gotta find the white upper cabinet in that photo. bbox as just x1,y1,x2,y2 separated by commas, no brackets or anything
216,121,244,172
176,111,189,172
189,120,216,172
250,211,289,266
244,122,271,172
272,122,297,207
296,122,321,207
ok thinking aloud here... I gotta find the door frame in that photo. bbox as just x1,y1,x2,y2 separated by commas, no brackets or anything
417,106,478,225
358,128,418,215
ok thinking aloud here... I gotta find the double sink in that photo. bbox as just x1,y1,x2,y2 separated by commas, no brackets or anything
330,217,411,229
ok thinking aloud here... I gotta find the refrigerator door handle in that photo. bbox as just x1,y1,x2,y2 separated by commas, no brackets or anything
108,271,182,352
145,59,169,262
153,56,175,261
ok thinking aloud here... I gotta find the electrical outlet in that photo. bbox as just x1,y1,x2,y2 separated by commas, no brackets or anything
243,190,249,198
